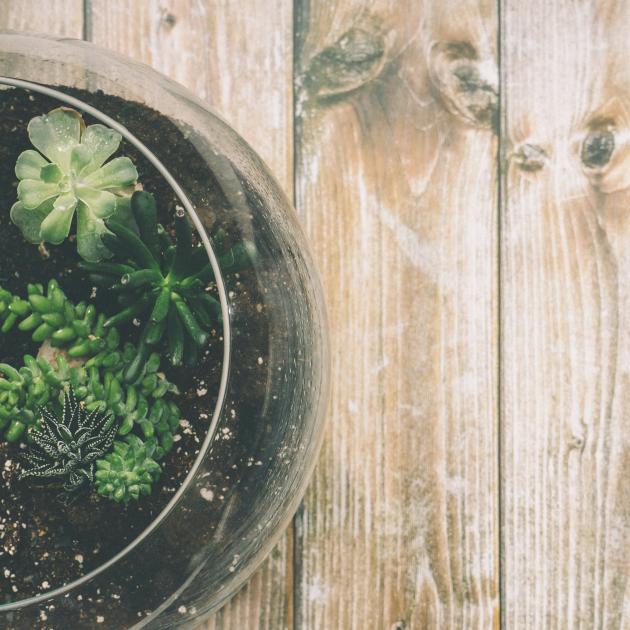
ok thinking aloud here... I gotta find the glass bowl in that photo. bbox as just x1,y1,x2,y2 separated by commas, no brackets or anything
0,32,328,629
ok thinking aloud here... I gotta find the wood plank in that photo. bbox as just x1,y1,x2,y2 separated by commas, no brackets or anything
87,0,293,189
501,1,630,627
86,2,294,628
0,0,83,37
294,1,499,628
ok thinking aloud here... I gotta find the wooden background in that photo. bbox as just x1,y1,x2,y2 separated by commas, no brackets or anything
1,0,628,628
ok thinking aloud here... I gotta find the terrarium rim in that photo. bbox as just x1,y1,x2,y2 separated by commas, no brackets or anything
0,76,232,611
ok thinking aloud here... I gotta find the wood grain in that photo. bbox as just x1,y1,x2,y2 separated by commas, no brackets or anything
87,0,293,190
0,0,83,37
294,1,499,628
501,1,630,628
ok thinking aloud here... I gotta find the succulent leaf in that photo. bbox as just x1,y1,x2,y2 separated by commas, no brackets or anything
10,199,54,244
11,107,139,262
40,194,77,244
15,149,48,179
28,107,84,170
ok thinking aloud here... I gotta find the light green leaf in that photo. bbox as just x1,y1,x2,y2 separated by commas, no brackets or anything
27,108,83,171
70,144,93,174
40,163,63,183
15,150,48,180
17,179,59,209
76,202,112,262
75,185,117,219
40,194,77,244
82,157,138,190
10,200,54,244
80,124,122,173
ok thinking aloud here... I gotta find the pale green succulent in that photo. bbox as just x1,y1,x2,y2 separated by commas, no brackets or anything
11,107,138,262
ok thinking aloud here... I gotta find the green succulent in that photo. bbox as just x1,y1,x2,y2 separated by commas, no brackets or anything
11,107,138,262
0,279,117,358
0,354,74,442
82,348,180,454
0,282,181,448
80,190,255,366
20,388,117,502
95,434,162,503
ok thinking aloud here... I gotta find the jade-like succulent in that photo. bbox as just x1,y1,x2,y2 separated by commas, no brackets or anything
0,279,117,358
95,434,162,503
0,282,180,449
80,191,255,366
20,388,117,501
0,355,69,442
11,107,138,262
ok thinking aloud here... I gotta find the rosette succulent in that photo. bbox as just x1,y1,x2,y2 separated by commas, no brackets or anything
95,435,162,503
20,388,117,502
11,107,138,261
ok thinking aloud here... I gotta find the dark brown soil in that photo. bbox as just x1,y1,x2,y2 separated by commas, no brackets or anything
0,85,269,618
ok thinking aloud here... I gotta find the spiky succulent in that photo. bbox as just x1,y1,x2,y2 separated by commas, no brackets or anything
95,434,162,503
80,191,255,366
20,388,117,501
10,107,138,262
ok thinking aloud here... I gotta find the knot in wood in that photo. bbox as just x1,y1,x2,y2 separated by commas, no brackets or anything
160,10,177,29
429,42,498,131
302,27,386,100
581,128,614,169
569,434,585,451
513,143,547,172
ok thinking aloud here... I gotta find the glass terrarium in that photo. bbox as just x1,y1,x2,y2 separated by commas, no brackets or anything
0,33,328,629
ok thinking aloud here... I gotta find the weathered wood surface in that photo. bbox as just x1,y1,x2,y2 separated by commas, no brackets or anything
1,0,629,628
294,0,499,628
501,1,630,628
0,0,83,38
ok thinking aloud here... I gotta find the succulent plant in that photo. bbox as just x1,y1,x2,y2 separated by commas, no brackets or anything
0,279,117,359
20,388,117,501
80,191,255,366
95,434,162,503
0,282,180,448
0,354,68,442
10,107,138,262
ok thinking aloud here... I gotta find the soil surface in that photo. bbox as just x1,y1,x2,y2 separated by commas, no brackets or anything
0,85,269,622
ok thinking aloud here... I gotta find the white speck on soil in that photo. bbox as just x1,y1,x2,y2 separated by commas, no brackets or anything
200,488,214,502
